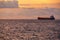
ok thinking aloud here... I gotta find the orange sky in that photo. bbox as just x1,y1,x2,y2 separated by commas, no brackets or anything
19,0,60,4
18,0,60,8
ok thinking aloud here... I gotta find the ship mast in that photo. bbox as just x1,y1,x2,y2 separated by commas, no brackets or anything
47,7,54,16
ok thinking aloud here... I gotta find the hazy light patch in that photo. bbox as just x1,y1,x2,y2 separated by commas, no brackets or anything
0,8,60,19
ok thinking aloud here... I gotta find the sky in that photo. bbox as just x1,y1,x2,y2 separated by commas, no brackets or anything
19,0,60,4
18,0,60,8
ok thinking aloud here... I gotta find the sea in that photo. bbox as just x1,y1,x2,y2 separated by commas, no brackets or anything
0,19,60,40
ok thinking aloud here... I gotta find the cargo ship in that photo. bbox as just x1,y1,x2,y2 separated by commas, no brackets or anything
38,15,55,20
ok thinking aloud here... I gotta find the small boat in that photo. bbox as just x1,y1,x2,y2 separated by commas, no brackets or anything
38,15,55,20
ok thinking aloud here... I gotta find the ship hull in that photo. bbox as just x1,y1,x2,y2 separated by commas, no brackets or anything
38,18,55,20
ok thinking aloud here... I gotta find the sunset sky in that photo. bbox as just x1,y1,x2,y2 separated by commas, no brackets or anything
18,0,60,8
19,0,60,4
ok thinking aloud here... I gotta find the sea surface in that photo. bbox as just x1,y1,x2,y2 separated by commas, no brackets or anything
0,19,60,40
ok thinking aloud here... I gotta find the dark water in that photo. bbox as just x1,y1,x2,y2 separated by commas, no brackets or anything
0,19,60,40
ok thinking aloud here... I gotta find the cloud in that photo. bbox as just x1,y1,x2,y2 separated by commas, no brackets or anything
0,1,18,8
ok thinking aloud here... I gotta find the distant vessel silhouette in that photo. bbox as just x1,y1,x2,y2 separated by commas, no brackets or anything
38,15,55,20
